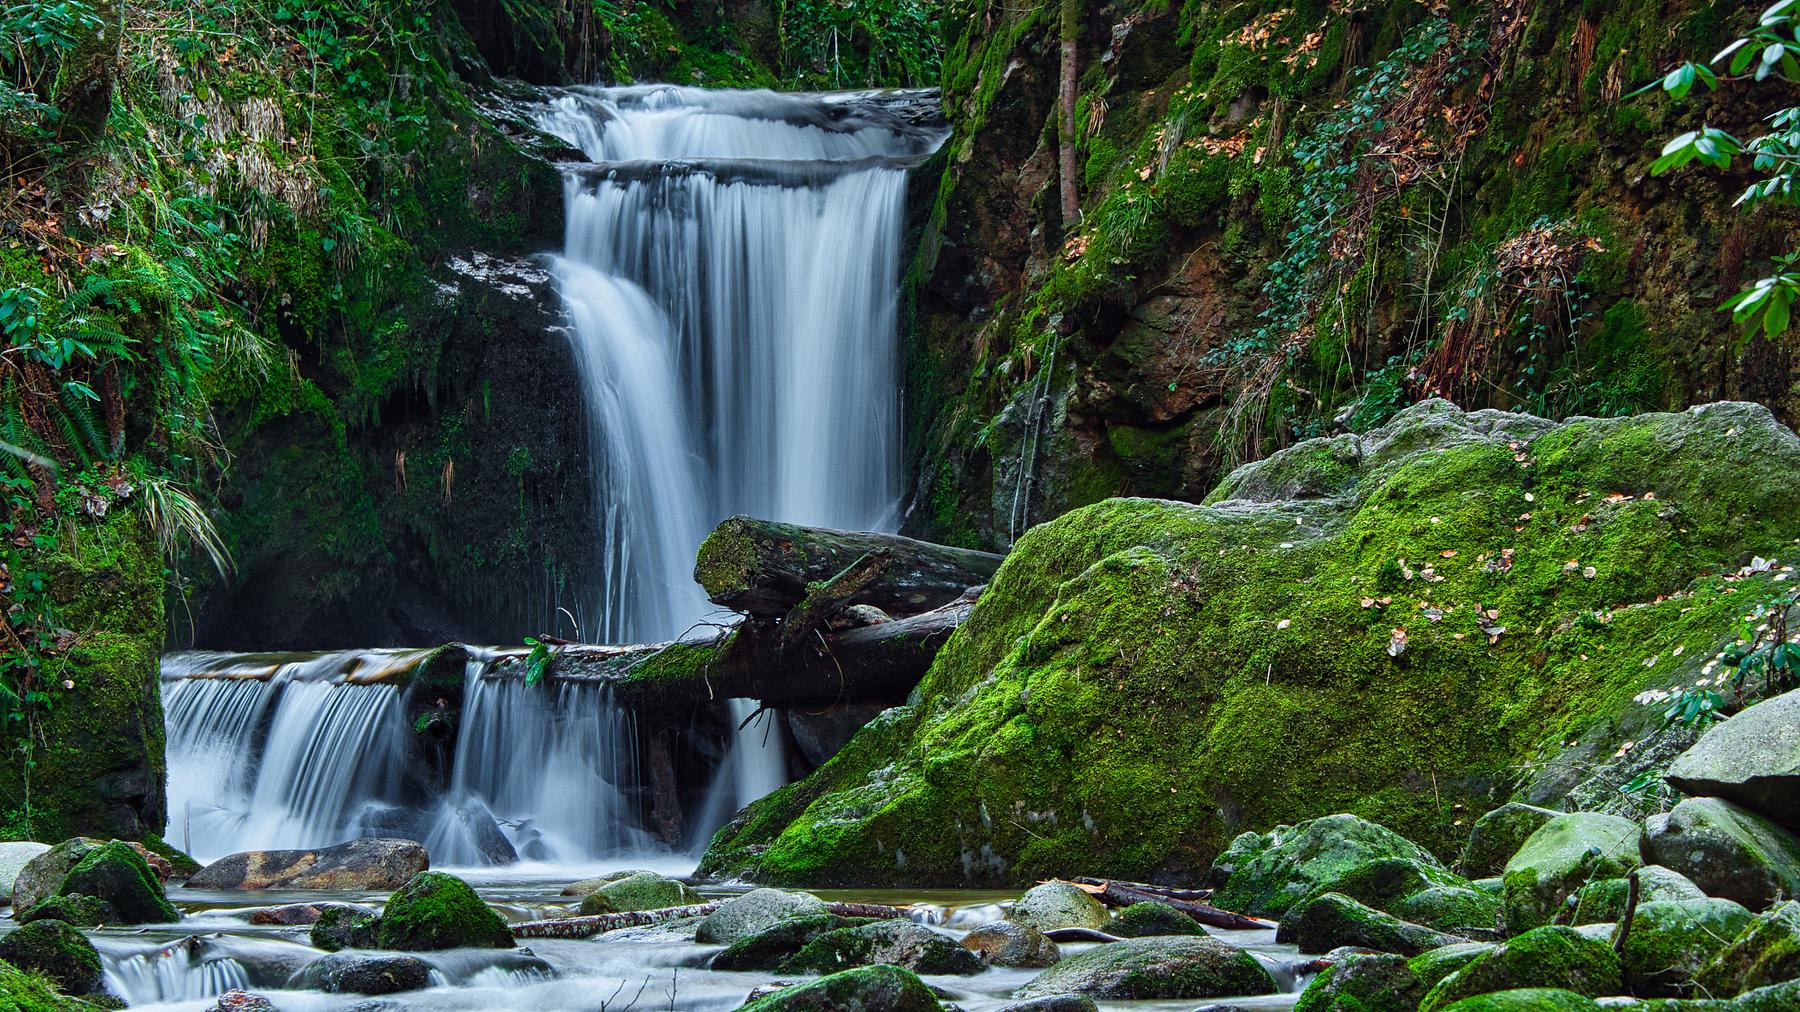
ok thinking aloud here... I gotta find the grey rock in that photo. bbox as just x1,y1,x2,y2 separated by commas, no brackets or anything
960,920,1060,967
187,838,428,890
1666,687,1800,833
0,842,51,905
1643,797,1800,912
992,997,1098,1012
695,887,828,944
1501,813,1643,933
12,838,102,913
289,953,431,995
1008,881,1109,932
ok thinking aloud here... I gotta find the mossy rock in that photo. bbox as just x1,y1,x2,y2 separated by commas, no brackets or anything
1729,978,1800,1011
1419,926,1622,1012
1008,882,1109,931
1297,857,1472,916
11,841,104,915
1457,804,1562,879
1438,989,1601,1011
311,905,382,952
1280,892,1468,957
1570,866,1705,924
15,896,117,929
135,835,201,878
1407,942,1498,990
959,920,1061,968
0,920,103,995
1695,900,1800,997
374,872,512,951
703,403,1800,887
56,840,179,924
1218,816,1449,920
1294,951,1426,1012
559,869,658,897
1619,898,1756,997
1108,901,1201,937
695,888,829,944
710,914,854,971
1013,935,1277,1000
1501,813,1643,934
577,872,702,914
1391,887,1504,939
778,919,983,976
0,959,109,1011
1643,798,1800,912
735,963,943,1011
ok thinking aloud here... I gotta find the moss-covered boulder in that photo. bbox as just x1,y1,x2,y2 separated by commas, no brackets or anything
1217,816,1449,920
1570,866,1705,924
0,919,103,995
54,840,179,924
1643,798,1800,912
1013,936,1277,999
1408,942,1498,990
289,952,431,995
1294,951,1426,1012
559,869,657,897
1438,990,1601,1011
702,403,1800,886
1619,898,1756,997
959,920,1061,967
1695,900,1800,997
696,888,829,944
1419,926,1621,1012
1296,856,1472,919
1007,881,1109,931
778,919,983,976
1280,892,1468,956
735,964,943,1011
1457,805,1562,879
1392,887,1504,939
15,895,117,928
1665,688,1800,834
710,914,856,971
0,959,109,1011
374,872,512,950
1108,901,1201,937
311,904,382,952
577,871,702,914
1501,813,1643,933
1729,978,1800,1011
11,840,103,915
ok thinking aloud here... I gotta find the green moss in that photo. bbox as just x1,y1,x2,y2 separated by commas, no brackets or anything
15,897,116,930
1420,926,1622,1012
0,960,108,1012
1295,952,1425,1012
735,964,942,1012
1109,901,1203,937
0,921,103,996
54,841,179,924
375,871,513,951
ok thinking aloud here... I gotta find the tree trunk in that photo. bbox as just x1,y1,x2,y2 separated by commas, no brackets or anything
1057,0,1080,229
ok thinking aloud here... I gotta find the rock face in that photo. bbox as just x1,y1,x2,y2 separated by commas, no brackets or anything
375,871,513,950
736,964,943,1011
1014,936,1278,1000
1419,926,1622,1012
0,843,51,905
1008,881,1110,931
290,952,431,995
186,838,428,891
1666,688,1800,833
961,920,1062,967
778,919,984,975
1642,797,1800,912
1457,804,1561,879
703,403,1800,885
0,918,104,995
694,888,828,944
1501,813,1643,933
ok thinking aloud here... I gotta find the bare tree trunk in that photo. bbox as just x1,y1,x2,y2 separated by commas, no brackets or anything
1058,0,1080,229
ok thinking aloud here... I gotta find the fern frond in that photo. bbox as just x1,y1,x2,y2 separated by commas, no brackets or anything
137,475,232,579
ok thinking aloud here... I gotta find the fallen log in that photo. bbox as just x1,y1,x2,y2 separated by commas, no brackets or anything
1071,879,1273,931
511,900,912,940
694,515,1002,618
1068,876,1214,903
1042,927,1124,944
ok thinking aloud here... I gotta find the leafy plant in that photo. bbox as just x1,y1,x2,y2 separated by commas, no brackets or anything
1644,581,1800,727
522,636,552,687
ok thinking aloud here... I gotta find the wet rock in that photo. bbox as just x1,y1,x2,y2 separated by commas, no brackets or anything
697,888,828,944
1407,942,1498,990
992,997,1098,1012
1619,897,1756,997
1205,830,1271,888
312,904,383,951
710,914,852,971
251,901,376,926
205,991,277,1012
53,839,180,923
1013,935,1278,1000
290,952,431,995
1419,926,1622,1012
1279,892,1467,956
1390,887,1503,939
0,842,50,905
1296,856,1470,916
1214,814,1448,919
1500,813,1643,933
577,871,702,914
1457,804,1562,878
1437,990,1601,1011
1695,899,1800,996
788,703,892,767
959,920,1061,967
779,918,984,975
186,838,428,890
0,918,103,994
1007,881,1108,931
1665,687,1800,833
1292,951,1423,1012
1730,977,1800,1011
1106,901,1200,937
11,838,102,913
559,869,657,897
1570,865,1705,924
375,871,512,950
15,894,117,927
1643,797,1800,912
736,963,943,1010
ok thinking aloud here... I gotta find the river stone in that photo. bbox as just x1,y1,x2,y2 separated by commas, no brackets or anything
1391,886,1503,938
1570,865,1706,924
696,887,828,944
1695,899,1800,996
1419,926,1622,1012
1206,830,1273,888
992,998,1098,1012
1643,797,1800,912
1107,900,1201,937
0,842,50,905
1665,687,1800,833
250,901,376,926
1457,804,1562,878
312,904,383,951
1407,941,1498,990
1501,812,1643,933
1293,951,1424,1012
186,838,428,890
57,839,180,923
1619,897,1756,997
559,869,657,896
736,963,943,1011
578,871,702,914
960,920,1061,967
11,838,102,913
0,918,103,994
15,894,117,927
375,871,513,950
708,914,850,970
1279,892,1468,956
1013,935,1278,1000
1008,881,1108,931
1295,856,1471,917
1213,814,1447,919
290,952,431,995
205,991,278,1012
1438,989,1602,1011
779,918,984,975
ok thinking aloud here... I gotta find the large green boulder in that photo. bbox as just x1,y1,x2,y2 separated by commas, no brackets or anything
1294,951,1425,1012
1439,990,1601,1011
1279,892,1468,956
1501,813,1643,933
1007,881,1108,931
699,403,1800,886
697,888,828,944
0,919,103,995
1696,900,1800,997
1296,856,1471,916
1107,901,1201,937
1013,936,1277,999
1457,804,1563,879
11,841,103,915
735,964,942,1011
1419,926,1622,1012
54,840,179,924
374,872,512,950
1408,942,1498,990
710,914,855,971
1619,898,1756,997
1570,866,1705,924
577,872,703,914
1665,688,1800,834
1392,886,1504,939
1216,815,1447,919
1643,798,1800,912
778,919,984,976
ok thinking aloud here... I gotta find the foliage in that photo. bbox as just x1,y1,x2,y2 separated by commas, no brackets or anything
1637,575,1800,727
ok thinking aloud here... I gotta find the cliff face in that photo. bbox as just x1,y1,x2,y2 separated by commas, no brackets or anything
902,0,1799,551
